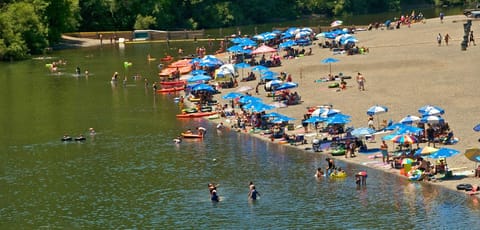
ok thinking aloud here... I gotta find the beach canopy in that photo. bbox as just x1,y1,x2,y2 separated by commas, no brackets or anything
251,45,277,55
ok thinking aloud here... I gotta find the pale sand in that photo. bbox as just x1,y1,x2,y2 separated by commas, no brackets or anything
209,15,480,194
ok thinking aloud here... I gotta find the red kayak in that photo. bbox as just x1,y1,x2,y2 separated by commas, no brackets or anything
156,86,185,93
176,111,217,118
159,80,185,86
160,56,174,62
181,132,204,138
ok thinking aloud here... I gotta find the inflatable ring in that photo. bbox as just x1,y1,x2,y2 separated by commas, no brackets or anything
61,137,72,142
328,82,340,88
331,149,346,156
465,184,474,191
456,183,472,190
330,172,347,178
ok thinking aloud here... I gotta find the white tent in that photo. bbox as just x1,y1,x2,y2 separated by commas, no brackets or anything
215,64,238,82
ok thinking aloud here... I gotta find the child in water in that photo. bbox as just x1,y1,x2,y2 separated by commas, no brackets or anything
315,167,324,177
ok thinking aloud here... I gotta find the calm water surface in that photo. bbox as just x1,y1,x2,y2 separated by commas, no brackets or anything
2,13,480,228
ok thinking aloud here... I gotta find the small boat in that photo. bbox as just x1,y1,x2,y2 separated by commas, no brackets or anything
176,111,218,118
159,80,186,86
160,56,174,62
181,133,204,138
156,86,185,93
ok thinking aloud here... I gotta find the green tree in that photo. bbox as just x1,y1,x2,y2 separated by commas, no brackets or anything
44,0,79,43
0,2,48,60
134,15,157,30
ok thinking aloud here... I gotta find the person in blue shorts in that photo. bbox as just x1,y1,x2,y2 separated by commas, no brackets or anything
248,185,260,200
380,140,389,164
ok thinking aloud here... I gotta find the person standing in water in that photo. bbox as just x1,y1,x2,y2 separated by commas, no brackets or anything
248,185,260,200
209,184,219,202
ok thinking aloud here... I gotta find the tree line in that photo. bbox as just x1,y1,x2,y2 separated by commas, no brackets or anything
0,0,469,61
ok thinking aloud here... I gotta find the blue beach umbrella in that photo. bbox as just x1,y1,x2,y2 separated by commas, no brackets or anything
420,115,445,124
326,113,351,125
261,71,279,80
187,74,211,83
399,115,421,125
279,40,296,48
235,62,251,69
351,127,376,137
252,65,269,72
275,82,298,91
191,69,207,75
238,95,262,104
243,101,275,112
386,122,406,131
395,125,423,135
367,105,388,116
427,147,460,159
222,92,244,100
321,57,339,75
271,116,296,123
304,116,326,124
418,105,445,116
263,112,285,118
192,83,215,92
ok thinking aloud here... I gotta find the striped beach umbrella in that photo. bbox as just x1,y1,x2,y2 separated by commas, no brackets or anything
399,115,420,125
389,134,418,144
420,115,445,124
418,105,445,116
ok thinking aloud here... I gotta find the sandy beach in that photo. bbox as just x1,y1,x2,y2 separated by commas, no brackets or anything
62,14,480,194
209,15,480,194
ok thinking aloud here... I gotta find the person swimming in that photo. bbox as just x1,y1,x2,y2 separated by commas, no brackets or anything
173,136,182,143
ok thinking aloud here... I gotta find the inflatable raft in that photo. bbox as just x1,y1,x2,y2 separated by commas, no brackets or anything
181,133,204,138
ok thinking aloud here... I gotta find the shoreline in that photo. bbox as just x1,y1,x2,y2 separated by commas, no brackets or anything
60,15,480,195
191,14,480,196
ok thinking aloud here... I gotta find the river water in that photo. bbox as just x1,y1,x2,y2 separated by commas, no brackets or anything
2,10,480,228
